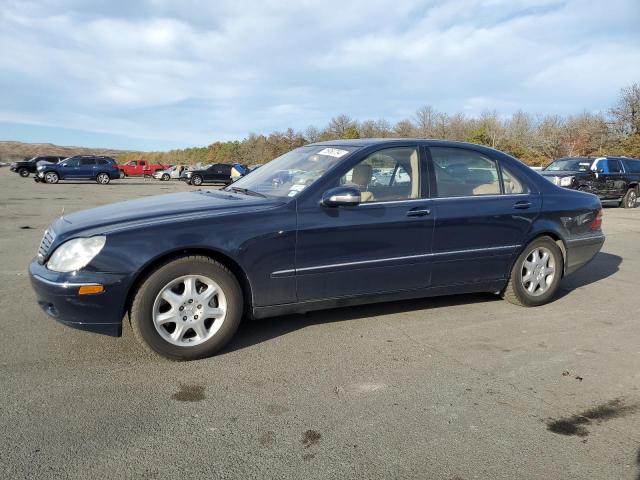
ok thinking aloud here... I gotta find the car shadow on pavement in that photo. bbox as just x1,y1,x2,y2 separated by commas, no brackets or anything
225,251,622,354
224,292,499,354
556,252,622,299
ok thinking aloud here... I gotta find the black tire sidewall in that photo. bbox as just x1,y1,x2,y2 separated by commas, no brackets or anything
511,237,563,306
131,258,243,360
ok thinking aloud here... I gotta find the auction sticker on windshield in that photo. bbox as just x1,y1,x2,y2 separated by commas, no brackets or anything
318,148,349,158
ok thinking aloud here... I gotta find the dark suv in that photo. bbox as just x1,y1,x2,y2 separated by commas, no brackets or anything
181,163,233,186
540,156,640,208
35,156,120,184
10,155,66,177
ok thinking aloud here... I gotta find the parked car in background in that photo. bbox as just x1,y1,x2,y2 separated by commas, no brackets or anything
182,163,233,186
10,155,66,177
540,156,640,208
35,155,120,184
29,139,604,360
118,160,168,177
154,165,186,181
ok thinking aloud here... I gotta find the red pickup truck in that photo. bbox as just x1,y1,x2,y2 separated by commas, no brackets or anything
118,160,168,177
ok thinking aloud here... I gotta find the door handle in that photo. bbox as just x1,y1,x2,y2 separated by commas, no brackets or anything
513,201,532,209
407,208,431,217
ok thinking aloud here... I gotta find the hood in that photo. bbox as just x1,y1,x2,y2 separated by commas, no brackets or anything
51,190,280,237
539,170,583,177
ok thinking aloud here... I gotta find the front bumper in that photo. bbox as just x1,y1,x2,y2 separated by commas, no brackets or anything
29,260,131,336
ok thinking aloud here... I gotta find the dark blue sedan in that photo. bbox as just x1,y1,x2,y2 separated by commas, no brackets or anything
29,140,605,359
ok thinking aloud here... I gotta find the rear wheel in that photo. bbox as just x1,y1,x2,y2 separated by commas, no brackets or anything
96,173,110,184
130,256,243,360
502,236,563,307
621,187,637,208
18,168,29,177
44,171,59,184
191,175,203,186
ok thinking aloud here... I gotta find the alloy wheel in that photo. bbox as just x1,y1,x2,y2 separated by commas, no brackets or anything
520,247,556,297
97,173,109,184
152,274,227,347
44,172,58,184
628,190,637,208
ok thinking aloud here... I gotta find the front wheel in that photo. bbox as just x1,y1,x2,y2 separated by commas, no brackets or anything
162,173,170,181
44,171,59,184
502,236,563,307
18,168,30,177
96,173,110,184
621,187,637,208
130,256,243,360
191,175,203,186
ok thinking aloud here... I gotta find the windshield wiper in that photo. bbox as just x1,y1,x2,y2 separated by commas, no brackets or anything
228,186,267,198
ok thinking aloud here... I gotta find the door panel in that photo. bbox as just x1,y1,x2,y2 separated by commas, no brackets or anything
294,145,434,301
295,200,434,300
430,195,540,284
427,146,540,285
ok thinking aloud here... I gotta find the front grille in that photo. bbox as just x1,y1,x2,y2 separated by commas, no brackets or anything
37,229,55,262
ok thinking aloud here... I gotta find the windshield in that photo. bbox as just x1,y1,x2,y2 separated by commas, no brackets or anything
226,145,358,198
545,158,593,172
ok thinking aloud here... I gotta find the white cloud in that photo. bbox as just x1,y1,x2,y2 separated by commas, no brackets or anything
0,0,638,148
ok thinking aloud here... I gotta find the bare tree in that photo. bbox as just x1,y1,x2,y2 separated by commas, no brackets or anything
394,119,415,137
609,82,640,136
327,114,357,138
415,105,437,138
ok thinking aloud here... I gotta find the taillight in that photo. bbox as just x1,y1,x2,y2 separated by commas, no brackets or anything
590,208,603,230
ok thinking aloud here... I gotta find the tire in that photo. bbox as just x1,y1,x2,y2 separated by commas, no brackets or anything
621,187,637,208
502,236,563,307
18,168,29,177
96,173,111,184
44,171,59,184
191,175,203,186
162,173,170,181
130,255,243,360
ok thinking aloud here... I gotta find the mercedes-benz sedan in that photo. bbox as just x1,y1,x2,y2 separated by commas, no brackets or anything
29,140,605,360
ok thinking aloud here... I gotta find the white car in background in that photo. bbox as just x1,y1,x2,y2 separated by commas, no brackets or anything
153,165,186,181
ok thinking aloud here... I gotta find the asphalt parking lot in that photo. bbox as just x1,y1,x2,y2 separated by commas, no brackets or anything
0,168,639,480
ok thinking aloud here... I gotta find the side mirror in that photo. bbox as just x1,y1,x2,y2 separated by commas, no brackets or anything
321,186,361,207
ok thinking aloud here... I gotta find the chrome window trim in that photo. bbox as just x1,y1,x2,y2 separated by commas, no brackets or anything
357,193,533,206
357,198,428,207
431,193,532,200
272,244,521,277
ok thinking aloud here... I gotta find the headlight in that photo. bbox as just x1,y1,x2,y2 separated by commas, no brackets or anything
47,236,106,272
186,172,193,177
559,176,574,187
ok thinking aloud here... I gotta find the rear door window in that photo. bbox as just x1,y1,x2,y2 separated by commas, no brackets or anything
501,165,530,194
607,159,624,173
624,159,640,173
430,147,501,197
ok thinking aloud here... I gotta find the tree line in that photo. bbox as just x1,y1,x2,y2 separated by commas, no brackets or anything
115,82,640,167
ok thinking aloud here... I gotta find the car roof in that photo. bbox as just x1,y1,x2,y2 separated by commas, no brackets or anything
308,138,501,149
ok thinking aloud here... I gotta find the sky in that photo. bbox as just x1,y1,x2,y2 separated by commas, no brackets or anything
0,0,639,151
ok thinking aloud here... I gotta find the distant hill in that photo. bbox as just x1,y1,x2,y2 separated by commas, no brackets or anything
0,141,136,161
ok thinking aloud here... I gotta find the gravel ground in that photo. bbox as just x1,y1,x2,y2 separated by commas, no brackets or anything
0,168,639,479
